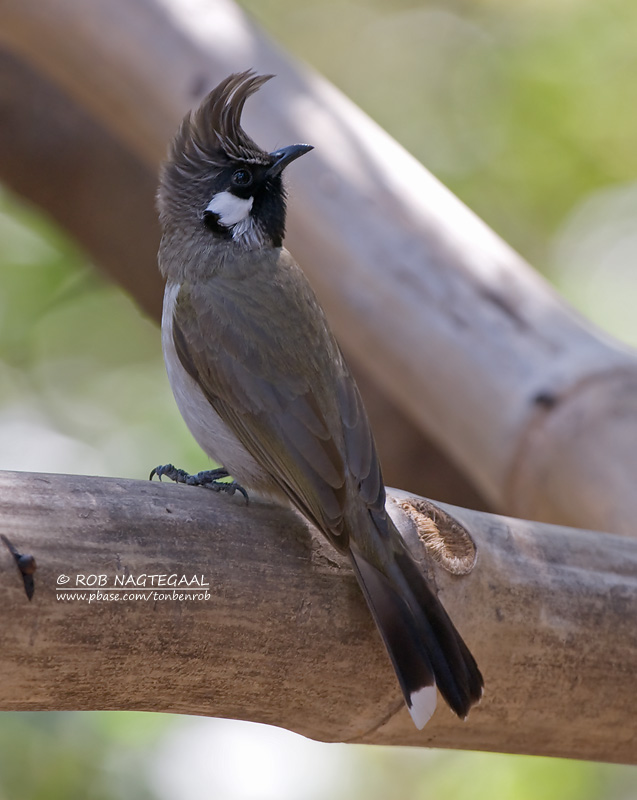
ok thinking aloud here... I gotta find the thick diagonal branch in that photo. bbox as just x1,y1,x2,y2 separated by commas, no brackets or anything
2,0,637,532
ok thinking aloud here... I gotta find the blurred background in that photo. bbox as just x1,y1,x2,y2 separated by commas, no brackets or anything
1,0,637,797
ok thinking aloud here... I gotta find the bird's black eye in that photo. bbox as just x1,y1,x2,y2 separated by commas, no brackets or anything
231,168,252,187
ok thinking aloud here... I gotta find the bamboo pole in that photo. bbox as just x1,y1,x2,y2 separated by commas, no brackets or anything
0,470,635,764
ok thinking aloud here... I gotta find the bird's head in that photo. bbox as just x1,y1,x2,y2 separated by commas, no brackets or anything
158,71,313,250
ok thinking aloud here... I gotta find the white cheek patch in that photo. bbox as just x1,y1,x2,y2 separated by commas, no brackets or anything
206,191,253,227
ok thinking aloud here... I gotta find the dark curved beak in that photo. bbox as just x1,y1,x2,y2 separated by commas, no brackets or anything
267,143,314,178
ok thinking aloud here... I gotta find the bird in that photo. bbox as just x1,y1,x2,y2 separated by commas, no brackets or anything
151,70,483,729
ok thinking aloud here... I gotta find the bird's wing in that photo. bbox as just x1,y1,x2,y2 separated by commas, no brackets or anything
171,259,384,543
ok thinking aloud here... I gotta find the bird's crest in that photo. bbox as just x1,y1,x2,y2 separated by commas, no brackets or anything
169,71,273,180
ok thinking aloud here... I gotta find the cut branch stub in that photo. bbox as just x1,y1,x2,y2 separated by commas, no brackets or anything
397,497,477,576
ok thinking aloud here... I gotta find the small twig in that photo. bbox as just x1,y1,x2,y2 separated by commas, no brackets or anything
1,534,37,601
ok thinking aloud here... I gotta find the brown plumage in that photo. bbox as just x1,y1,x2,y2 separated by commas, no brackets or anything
155,71,483,727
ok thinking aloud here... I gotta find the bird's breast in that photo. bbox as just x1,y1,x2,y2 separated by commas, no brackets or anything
161,281,272,491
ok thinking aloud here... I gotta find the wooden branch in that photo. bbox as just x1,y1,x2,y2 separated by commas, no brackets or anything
2,0,637,535
0,470,635,764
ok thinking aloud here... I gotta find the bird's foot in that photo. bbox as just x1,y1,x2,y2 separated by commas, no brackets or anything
149,463,249,504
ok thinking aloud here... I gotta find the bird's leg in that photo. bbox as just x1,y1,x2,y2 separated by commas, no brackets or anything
149,463,249,503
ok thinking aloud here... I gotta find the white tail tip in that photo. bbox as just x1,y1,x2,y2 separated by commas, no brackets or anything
408,685,437,729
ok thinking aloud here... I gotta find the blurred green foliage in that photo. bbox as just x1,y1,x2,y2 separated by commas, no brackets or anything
244,0,637,272
1,0,637,797
0,712,171,800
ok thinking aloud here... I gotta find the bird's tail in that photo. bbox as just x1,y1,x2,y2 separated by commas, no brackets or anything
348,511,483,729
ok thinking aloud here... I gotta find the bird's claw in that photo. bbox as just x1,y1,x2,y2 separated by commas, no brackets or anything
149,463,249,504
